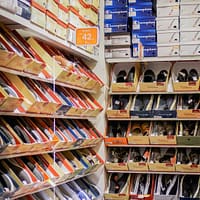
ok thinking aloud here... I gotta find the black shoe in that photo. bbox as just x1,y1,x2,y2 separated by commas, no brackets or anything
126,66,135,82
143,69,155,82
157,70,168,82
177,69,188,82
188,69,199,82
116,70,127,83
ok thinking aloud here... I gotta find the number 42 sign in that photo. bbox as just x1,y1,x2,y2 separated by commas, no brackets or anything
76,27,99,46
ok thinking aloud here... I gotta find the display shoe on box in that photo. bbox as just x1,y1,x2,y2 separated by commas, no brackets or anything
150,148,161,163
177,69,188,82
179,121,197,136
126,66,135,82
116,70,127,83
143,69,155,82
112,95,129,110
156,95,176,111
180,175,200,198
134,95,152,111
157,174,178,195
109,173,129,194
130,148,145,162
188,149,199,165
157,70,168,82
182,95,199,109
159,148,175,163
177,149,189,164
131,123,143,136
188,69,199,82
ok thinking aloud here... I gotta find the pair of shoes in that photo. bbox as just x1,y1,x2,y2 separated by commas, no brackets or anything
180,175,200,198
129,122,150,136
116,67,135,83
132,174,151,195
129,148,149,162
109,147,129,163
133,95,153,111
109,121,128,137
156,174,178,195
182,94,200,110
108,173,129,194
177,68,199,82
143,69,168,82
112,95,129,110
150,148,175,163
152,121,176,136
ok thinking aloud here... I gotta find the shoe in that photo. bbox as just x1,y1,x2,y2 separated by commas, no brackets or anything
188,69,199,82
143,69,155,82
126,66,135,82
180,175,200,198
157,70,168,82
156,95,176,111
108,173,129,194
116,70,127,83
110,121,127,137
150,148,161,163
177,69,188,82
177,149,189,164
182,95,199,109
159,148,175,163
188,149,199,165
112,95,129,110
134,95,152,111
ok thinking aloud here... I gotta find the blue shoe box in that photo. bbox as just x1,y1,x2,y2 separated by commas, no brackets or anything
131,17,156,31
132,30,157,44
128,0,152,5
16,0,31,20
129,3,153,17
105,0,128,8
132,42,157,58
104,22,129,33
104,8,128,23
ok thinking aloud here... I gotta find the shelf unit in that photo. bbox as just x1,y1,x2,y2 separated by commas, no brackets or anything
104,38,200,200
0,4,104,200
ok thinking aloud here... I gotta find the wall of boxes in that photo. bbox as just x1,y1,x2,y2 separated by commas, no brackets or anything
105,0,200,58
4,0,99,54
0,0,106,199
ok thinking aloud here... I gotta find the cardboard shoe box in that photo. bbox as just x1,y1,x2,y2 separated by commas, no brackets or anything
180,16,200,31
148,148,176,172
156,17,179,31
180,44,200,56
180,3,200,16
157,4,179,17
30,1,46,28
139,62,171,92
157,31,179,44
104,33,131,46
149,121,177,145
106,95,131,118
105,47,131,58
158,44,180,57
111,63,140,92
104,173,131,200
172,61,200,91
176,148,200,173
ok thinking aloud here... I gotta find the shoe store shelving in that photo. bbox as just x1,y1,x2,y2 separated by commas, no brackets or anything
104,1,200,199
0,2,105,199
0,8,98,62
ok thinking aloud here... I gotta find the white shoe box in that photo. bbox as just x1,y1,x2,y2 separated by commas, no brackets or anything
181,0,200,4
156,17,179,31
180,44,200,56
157,4,179,17
157,0,179,6
180,31,200,43
180,16,200,31
180,4,200,16
157,31,180,44
104,34,131,46
105,47,131,58
158,44,180,57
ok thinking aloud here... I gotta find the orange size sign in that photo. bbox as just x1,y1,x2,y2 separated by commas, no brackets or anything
76,27,99,46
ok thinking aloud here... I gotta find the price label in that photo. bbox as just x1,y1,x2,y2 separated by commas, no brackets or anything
76,27,99,46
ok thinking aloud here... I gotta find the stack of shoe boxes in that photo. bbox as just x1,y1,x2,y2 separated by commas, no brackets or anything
156,0,180,57
129,0,157,58
104,0,131,58
180,0,200,56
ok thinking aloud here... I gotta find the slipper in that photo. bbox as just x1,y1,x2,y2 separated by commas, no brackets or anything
143,69,155,82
